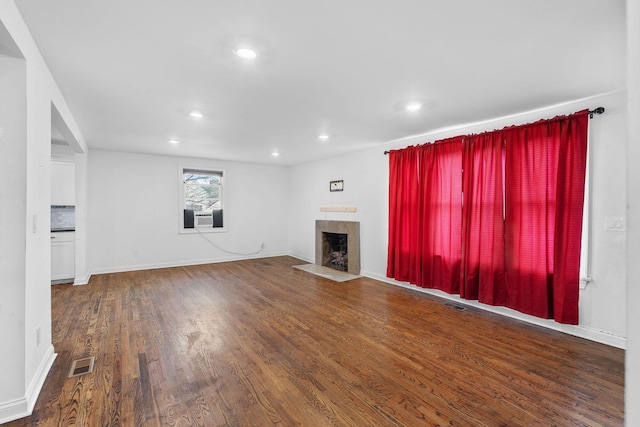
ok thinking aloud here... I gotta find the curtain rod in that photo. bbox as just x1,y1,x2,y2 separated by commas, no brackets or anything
383,107,605,154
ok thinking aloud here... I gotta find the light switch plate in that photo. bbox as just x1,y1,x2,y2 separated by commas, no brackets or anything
605,216,626,231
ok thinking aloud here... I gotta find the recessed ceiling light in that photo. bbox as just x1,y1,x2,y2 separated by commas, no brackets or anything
189,111,203,118
319,135,329,141
169,139,181,144
236,48,257,60
405,103,422,112
271,151,280,157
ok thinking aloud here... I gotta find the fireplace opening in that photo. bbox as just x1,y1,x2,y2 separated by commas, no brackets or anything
315,220,360,275
322,232,348,272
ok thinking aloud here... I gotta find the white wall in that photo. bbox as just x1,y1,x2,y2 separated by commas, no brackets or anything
0,2,86,423
0,37,27,407
74,151,90,284
626,0,640,425
2,0,634,422
52,104,90,285
577,93,626,342
88,150,289,273
288,92,627,347
288,147,389,272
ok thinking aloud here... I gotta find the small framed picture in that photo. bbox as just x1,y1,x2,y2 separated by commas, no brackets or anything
330,180,344,192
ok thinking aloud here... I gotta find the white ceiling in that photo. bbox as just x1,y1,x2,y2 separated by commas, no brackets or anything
16,1,625,165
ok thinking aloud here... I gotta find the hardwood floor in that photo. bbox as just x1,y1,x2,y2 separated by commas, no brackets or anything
6,256,624,426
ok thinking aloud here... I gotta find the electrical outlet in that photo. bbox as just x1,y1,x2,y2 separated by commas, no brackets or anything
36,326,41,346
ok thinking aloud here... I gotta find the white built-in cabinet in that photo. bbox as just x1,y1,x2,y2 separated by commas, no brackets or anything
51,160,75,205
51,231,75,283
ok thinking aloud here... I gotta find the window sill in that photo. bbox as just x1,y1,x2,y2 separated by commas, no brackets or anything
180,227,228,235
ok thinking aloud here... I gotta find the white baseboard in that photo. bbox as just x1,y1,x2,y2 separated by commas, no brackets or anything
89,252,290,276
290,254,313,264
0,397,29,426
361,269,626,349
74,272,92,286
90,252,626,349
0,345,56,424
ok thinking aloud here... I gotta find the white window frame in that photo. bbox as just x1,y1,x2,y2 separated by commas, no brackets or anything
178,166,227,234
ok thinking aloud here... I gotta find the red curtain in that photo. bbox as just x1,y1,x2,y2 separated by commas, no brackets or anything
460,132,506,304
418,139,463,293
503,110,589,324
387,110,589,325
387,146,421,283
387,139,462,292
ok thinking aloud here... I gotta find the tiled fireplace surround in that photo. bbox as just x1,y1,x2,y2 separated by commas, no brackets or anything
315,220,360,275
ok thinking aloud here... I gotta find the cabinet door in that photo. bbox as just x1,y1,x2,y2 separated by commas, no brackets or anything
51,241,75,281
51,161,75,205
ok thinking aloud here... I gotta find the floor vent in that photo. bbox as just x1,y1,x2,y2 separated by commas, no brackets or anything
69,356,95,377
444,302,466,311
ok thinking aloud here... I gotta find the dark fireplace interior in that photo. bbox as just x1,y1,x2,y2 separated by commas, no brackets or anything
322,232,348,272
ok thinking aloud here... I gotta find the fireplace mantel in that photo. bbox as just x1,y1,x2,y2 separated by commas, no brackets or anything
315,220,360,275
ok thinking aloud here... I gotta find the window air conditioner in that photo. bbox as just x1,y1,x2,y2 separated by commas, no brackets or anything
194,212,213,227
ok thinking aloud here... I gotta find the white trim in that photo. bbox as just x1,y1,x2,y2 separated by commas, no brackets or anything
94,248,626,348
579,119,594,289
51,153,75,163
382,90,625,149
0,398,29,425
88,252,287,276
285,252,626,347
0,346,56,424
287,252,626,349
25,345,56,412
361,269,626,349
73,272,92,286
178,226,228,235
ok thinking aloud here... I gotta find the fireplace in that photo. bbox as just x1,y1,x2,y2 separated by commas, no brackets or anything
315,220,360,275
322,232,348,271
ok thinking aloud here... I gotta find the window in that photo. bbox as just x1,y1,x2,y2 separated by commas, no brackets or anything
181,168,224,231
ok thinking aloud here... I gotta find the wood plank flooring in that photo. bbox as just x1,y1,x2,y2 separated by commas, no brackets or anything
6,256,624,426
